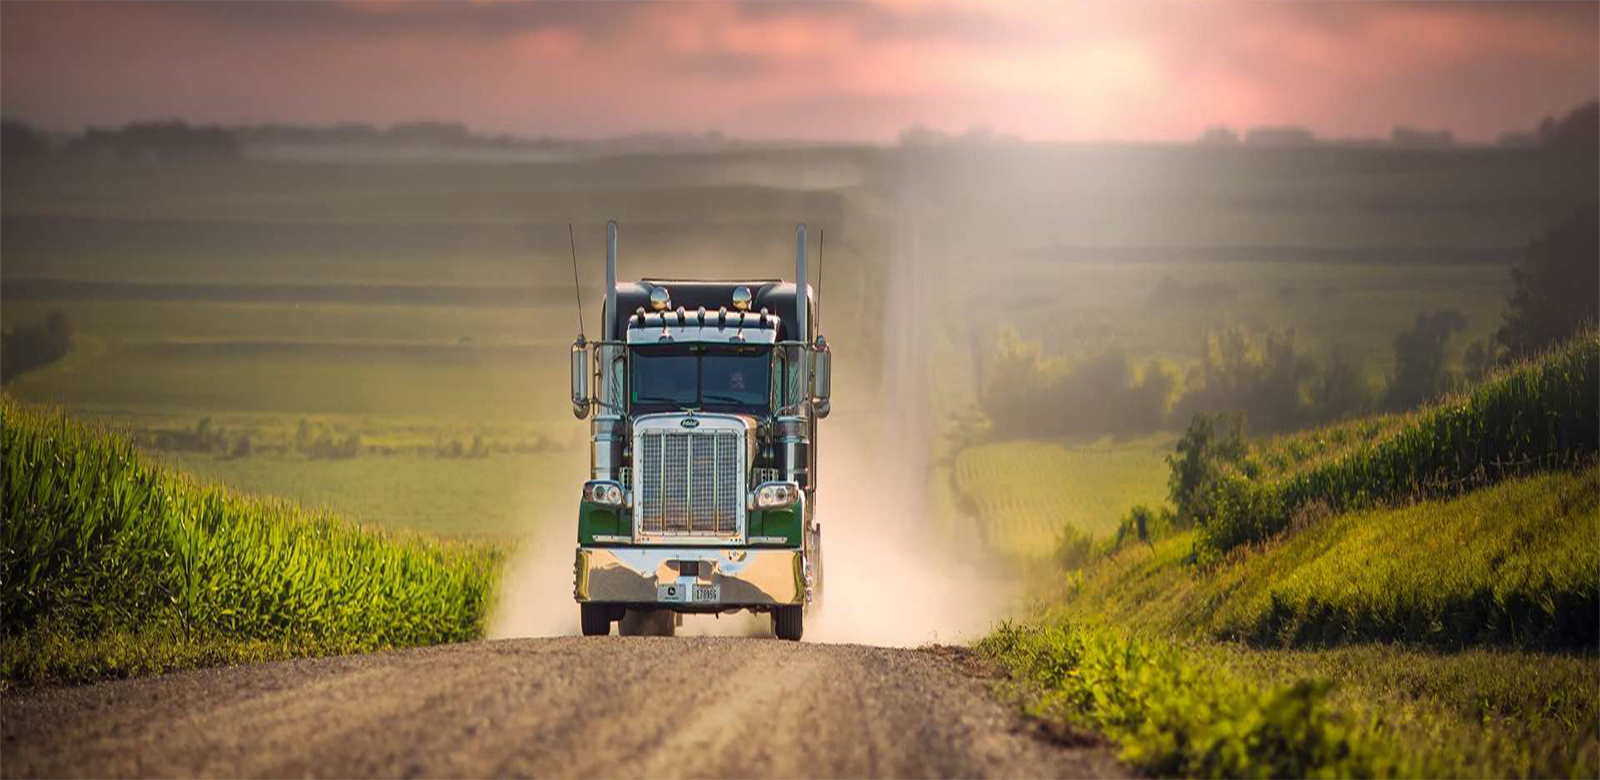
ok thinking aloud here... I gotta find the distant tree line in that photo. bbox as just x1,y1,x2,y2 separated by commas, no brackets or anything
0,117,742,163
0,310,73,384
980,202,1598,440
1,119,240,162
1193,100,1597,151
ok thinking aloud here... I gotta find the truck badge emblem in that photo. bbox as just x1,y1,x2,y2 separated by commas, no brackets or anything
680,418,700,429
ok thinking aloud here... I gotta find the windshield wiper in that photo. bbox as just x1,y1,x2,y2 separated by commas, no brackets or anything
701,394,757,406
634,395,695,406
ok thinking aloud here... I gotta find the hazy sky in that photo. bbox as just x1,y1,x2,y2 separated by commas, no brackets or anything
3,1,1596,143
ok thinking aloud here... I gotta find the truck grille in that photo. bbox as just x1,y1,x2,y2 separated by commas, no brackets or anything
637,429,743,537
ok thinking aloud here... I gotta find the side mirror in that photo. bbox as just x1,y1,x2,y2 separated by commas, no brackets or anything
811,337,831,419
570,338,590,419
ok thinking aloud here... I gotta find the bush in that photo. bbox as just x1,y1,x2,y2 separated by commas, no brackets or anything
1054,523,1097,569
1308,350,1380,424
979,621,1409,778
1166,412,1248,523
982,329,1176,438
1112,503,1181,550
1384,310,1467,410
1173,326,1318,433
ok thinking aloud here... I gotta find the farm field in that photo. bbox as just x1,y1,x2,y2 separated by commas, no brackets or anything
4,142,1591,547
963,258,1512,377
952,435,1172,557
1,399,502,687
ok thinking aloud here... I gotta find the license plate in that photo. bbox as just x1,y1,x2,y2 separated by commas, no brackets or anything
691,583,720,603
657,582,719,603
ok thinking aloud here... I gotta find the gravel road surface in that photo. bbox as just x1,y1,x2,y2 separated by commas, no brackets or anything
2,637,1125,779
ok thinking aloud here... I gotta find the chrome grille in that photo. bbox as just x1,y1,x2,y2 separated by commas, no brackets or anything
637,428,743,538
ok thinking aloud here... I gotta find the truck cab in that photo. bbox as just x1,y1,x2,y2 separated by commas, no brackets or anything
570,224,830,640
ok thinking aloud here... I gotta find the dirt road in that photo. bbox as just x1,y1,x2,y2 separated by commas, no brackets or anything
2,637,1125,779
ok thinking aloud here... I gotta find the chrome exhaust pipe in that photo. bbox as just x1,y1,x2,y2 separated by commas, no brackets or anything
795,224,807,342
605,221,618,340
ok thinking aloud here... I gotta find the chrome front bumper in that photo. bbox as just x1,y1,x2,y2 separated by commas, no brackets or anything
574,546,806,607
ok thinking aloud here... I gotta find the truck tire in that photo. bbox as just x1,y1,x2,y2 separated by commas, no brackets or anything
619,609,676,637
580,604,612,636
773,605,804,641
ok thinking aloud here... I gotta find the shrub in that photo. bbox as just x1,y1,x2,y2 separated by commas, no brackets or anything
1054,523,1096,569
1384,310,1467,411
979,621,1410,778
1112,503,1181,550
1174,326,1317,433
982,328,1176,438
1166,412,1248,523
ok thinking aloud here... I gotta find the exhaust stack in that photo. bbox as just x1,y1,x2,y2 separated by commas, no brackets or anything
795,224,807,342
605,221,618,340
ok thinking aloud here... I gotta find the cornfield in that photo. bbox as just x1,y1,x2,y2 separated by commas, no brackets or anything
1,398,503,679
1196,330,1599,557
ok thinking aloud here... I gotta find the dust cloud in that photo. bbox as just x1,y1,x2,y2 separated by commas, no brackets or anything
804,417,1017,647
486,502,583,640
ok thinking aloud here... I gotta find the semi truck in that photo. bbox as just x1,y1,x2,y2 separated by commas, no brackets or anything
569,222,831,640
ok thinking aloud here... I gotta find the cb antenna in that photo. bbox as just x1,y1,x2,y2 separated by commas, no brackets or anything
568,223,585,340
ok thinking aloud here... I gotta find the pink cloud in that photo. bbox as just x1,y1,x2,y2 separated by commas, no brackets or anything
1,1,1594,142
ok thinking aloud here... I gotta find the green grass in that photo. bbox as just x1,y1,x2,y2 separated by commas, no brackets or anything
1194,332,1599,557
1221,468,1598,650
1059,467,1599,651
996,469,1600,777
979,621,1415,778
981,620,1598,779
1,397,504,687
952,435,1172,558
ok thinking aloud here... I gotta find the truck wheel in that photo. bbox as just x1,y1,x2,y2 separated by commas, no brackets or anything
619,609,676,637
580,604,612,636
773,605,804,641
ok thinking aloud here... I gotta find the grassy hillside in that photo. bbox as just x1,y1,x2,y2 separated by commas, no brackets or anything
1064,468,1598,651
976,335,1600,778
1,398,503,687
1191,332,1598,557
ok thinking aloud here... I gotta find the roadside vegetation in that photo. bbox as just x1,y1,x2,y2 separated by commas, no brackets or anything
1,398,504,688
972,328,1599,777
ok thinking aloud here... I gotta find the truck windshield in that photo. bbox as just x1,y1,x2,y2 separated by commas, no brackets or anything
631,345,771,413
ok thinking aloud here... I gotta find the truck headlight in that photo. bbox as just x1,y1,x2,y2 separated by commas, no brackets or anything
584,481,625,507
750,481,801,509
